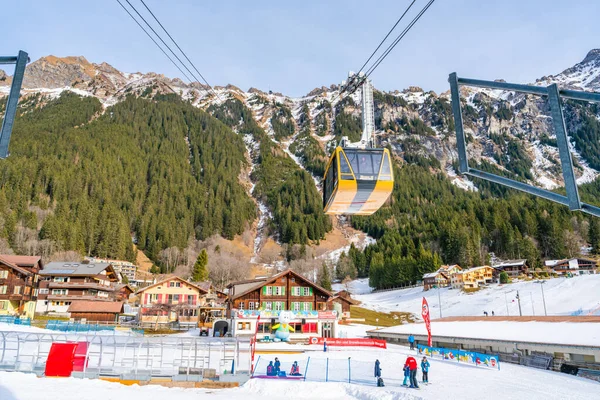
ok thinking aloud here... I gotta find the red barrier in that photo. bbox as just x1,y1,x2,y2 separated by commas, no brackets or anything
72,342,89,372
45,343,78,377
309,337,387,349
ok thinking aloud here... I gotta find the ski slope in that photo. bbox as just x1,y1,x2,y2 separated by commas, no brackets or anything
354,275,600,318
1,342,598,400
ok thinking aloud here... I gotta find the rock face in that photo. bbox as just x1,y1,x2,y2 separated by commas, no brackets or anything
1,50,599,193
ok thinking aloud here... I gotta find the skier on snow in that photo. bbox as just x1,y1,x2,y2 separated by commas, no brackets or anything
421,356,430,383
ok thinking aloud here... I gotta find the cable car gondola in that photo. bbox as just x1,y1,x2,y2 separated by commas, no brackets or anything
323,146,393,215
322,73,394,215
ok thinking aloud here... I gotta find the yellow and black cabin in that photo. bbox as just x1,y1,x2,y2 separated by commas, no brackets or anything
323,147,394,215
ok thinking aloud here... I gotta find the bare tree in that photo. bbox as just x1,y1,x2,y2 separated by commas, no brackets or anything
0,238,14,255
47,251,82,262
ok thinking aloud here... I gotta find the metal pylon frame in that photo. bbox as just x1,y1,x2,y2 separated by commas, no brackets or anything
449,72,600,218
0,50,29,159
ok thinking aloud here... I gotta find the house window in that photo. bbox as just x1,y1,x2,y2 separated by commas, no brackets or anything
187,295,194,305
274,286,284,296
264,302,272,311
292,302,300,311
0,270,8,279
239,302,245,310
168,294,173,303
275,301,284,311
303,302,312,311
51,289,67,295
0,286,7,295
302,323,317,333
266,286,273,295
248,302,255,310
258,322,272,333
53,277,68,283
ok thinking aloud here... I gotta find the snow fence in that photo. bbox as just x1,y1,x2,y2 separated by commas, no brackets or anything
417,344,500,370
252,356,404,387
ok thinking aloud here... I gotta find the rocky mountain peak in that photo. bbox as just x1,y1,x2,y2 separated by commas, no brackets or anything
582,48,600,65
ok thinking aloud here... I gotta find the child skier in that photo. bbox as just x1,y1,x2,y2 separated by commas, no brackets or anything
402,364,410,386
421,356,430,383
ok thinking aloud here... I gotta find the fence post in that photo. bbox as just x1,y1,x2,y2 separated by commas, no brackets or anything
251,355,260,378
326,357,329,382
303,357,310,382
348,357,351,384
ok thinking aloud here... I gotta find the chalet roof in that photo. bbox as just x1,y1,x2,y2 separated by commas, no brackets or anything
544,258,598,268
229,269,333,301
331,293,359,305
134,275,208,295
0,256,33,276
493,259,527,269
226,277,268,289
41,262,116,277
115,284,134,293
438,264,461,271
68,301,124,313
0,255,42,268
456,265,492,275
423,271,449,279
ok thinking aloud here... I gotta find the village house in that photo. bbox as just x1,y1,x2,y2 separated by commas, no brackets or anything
327,291,358,315
85,257,137,282
226,269,338,340
67,301,124,323
135,276,208,328
114,284,134,302
450,266,494,290
0,255,43,318
545,258,598,275
36,261,119,314
438,264,462,275
423,270,450,291
493,259,529,279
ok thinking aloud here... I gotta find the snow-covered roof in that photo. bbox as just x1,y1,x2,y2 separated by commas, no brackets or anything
493,259,527,268
456,266,492,275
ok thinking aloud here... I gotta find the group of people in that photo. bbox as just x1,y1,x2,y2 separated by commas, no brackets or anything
375,355,430,389
402,356,430,388
266,358,302,377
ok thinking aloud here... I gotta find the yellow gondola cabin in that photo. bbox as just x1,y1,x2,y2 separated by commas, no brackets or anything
323,146,394,215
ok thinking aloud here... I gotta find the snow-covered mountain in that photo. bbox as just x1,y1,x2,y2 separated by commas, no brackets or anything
1,50,600,261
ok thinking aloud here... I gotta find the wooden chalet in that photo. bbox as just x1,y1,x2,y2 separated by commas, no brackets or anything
0,255,43,318
493,259,529,279
68,301,124,323
545,258,598,275
423,271,450,291
227,269,339,339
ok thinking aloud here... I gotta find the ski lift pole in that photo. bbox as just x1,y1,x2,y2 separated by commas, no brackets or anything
0,51,29,159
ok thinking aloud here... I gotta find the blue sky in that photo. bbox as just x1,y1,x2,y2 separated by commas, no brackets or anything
3,1,600,96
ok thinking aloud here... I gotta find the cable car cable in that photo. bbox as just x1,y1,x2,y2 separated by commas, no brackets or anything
116,0,194,83
365,0,435,77
138,0,222,101
356,0,417,75
122,0,207,91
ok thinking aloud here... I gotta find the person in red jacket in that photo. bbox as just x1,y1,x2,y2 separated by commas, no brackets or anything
404,356,419,388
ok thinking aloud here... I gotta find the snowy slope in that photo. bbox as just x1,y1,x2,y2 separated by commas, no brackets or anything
2,343,599,400
355,274,600,318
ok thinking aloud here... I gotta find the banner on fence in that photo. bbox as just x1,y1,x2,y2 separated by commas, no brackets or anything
309,337,387,349
417,344,499,370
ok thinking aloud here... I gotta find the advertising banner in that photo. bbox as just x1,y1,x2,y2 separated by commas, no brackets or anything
418,344,499,370
309,337,387,349
421,297,432,346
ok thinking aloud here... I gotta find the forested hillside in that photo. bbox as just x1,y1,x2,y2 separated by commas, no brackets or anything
0,92,255,266
346,162,600,289
209,99,331,245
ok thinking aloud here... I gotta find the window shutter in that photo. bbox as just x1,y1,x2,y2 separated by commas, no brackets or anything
282,286,285,295
309,287,313,296
262,286,267,295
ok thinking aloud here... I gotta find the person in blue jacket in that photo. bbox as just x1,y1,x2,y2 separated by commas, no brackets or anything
274,357,281,375
402,364,411,386
374,359,381,378
421,356,430,383
408,334,415,350
266,361,275,376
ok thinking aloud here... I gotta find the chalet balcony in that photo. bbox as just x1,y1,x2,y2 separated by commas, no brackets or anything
46,294,113,301
48,281,114,292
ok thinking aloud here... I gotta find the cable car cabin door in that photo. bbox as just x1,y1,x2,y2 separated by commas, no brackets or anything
322,147,393,216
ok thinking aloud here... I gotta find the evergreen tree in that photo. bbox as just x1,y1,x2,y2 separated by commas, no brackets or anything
192,249,209,281
589,218,600,255
319,263,332,291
